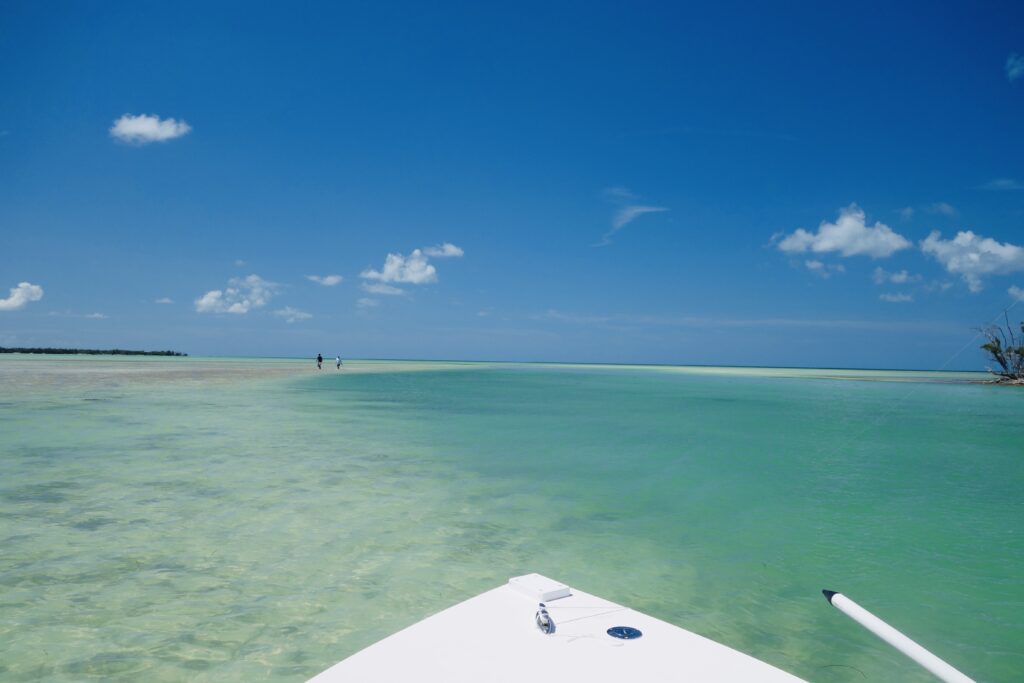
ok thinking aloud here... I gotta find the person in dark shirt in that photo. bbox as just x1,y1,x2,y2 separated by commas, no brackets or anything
316,353,323,370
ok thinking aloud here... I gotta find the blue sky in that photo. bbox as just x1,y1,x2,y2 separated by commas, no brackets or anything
2,1,1023,368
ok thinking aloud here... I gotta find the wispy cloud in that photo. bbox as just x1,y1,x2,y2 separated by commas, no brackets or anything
307,274,343,286
872,267,921,285
604,186,638,201
362,282,405,296
926,202,958,217
539,309,614,325
273,306,312,323
613,205,668,231
195,274,279,314
1009,285,1024,302
48,310,107,319
898,203,956,218
110,113,191,144
423,242,464,258
979,178,1024,191
597,205,667,245
921,230,1024,292
155,297,174,304
879,293,913,303
357,297,379,308
1007,53,1024,82
774,204,910,258
0,282,43,311
538,309,957,333
804,260,845,278
596,187,668,247
922,280,954,293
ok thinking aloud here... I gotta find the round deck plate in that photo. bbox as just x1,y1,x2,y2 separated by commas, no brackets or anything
606,626,643,640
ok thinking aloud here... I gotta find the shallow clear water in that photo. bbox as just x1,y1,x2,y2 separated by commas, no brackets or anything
1,356,1021,681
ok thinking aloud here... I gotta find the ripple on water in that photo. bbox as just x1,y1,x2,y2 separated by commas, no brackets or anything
69,517,118,531
2,481,80,504
62,652,152,677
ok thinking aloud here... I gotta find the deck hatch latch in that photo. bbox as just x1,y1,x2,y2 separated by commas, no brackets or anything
535,603,555,634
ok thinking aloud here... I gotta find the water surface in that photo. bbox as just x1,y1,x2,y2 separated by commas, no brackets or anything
1,356,1021,681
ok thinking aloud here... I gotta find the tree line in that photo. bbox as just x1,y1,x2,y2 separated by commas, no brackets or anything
0,347,186,356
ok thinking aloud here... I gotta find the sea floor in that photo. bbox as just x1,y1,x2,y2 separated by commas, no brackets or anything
1,355,1021,681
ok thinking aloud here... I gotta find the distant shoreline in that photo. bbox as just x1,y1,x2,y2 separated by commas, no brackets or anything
0,347,187,357
979,377,1024,386
0,352,999,377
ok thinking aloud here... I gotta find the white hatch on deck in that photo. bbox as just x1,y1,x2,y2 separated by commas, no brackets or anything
508,573,572,602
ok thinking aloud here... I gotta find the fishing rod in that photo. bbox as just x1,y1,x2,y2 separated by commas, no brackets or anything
822,590,975,683
814,300,1020,682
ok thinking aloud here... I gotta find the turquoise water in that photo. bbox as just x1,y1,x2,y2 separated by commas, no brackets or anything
1,356,1021,681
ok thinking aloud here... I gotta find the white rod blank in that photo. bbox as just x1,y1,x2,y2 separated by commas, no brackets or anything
823,590,975,683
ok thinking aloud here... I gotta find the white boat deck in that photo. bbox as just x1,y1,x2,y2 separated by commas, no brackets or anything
309,573,808,682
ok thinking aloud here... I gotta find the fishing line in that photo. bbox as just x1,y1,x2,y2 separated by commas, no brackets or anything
794,297,1019,682
930,298,1021,374
811,295,1021,463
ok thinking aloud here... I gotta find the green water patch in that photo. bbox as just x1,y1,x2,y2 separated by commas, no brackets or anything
0,360,1020,682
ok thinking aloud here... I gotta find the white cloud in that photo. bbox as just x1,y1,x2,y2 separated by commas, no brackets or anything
595,187,669,246
775,204,911,258
273,306,312,323
804,260,845,278
423,242,464,258
0,282,44,311
307,274,344,286
920,230,1024,292
898,206,915,220
927,202,957,217
109,114,191,144
195,274,279,314
361,242,463,286
595,205,668,247
362,282,405,296
357,297,379,308
980,178,1024,191
155,297,174,304
48,310,107,319
614,205,668,230
541,309,613,325
922,280,954,293
879,293,913,303
538,309,958,333
235,259,246,267
872,267,921,285
361,249,437,284
1007,53,1024,82
604,186,638,201
1009,285,1024,302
